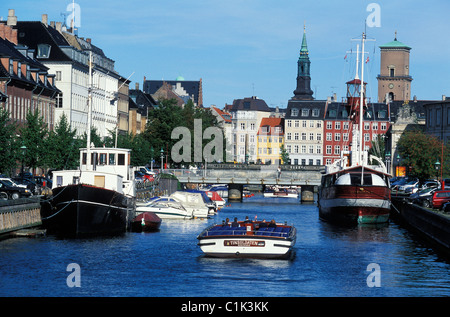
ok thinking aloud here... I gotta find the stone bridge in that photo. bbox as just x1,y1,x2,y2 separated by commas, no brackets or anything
164,164,324,201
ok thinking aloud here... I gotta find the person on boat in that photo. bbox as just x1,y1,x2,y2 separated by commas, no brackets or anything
222,218,230,227
258,219,268,228
268,219,277,228
231,217,239,227
244,216,252,223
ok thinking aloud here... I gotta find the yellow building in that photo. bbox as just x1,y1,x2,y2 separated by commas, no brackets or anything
256,118,284,165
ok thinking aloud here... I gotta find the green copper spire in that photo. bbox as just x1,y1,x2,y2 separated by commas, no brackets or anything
300,24,309,56
293,24,314,100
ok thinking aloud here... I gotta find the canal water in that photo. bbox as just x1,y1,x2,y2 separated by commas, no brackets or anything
1,194,449,297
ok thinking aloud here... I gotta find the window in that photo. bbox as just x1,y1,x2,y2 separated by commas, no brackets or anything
287,120,292,128
17,62,21,77
312,108,319,117
390,68,395,77
377,111,386,118
118,154,125,165
56,93,63,108
302,121,307,128
372,123,378,130
99,153,107,165
381,123,387,130
301,109,309,116
334,145,340,155
109,153,116,165
343,133,349,141
310,121,314,128
9,59,13,75
309,133,314,140
343,122,349,130
316,146,321,154
316,133,322,141
37,44,51,58
326,121,332,129
301,145,306,153
316,159,321,165
301,159,306,166
56,176,63,187
294,145,299,153
309,159,314,165
335,133,341,142
295,120,300,128
240,123,245,130
326,145,332,154
240,134,245,143
326,133,332,141
335,122,341,130
250,123,255,130
364,123,370,130
287,133,292,140
309,145,314,154
291,108,299,116
56,71,62,81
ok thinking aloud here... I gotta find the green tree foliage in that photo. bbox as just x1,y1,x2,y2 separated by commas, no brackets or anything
280,144,289,165
0,107,19,175
44,113,81,170
144,98,225,166
20,108,48,173
397,129,449,183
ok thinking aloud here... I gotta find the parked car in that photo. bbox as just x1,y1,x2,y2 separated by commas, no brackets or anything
431,190,450,209
12,177,39,195
0,179,33,199
410,187,439,206
406,180,440,195
441,201,450,213
398,180,419,192
391,178,408,191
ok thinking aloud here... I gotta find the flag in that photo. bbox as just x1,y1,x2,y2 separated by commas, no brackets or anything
365,56,369,63
344,54,347,60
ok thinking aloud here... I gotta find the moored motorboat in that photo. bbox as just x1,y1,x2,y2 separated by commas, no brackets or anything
197,220,296,259
131,212,161,232
136,197,193,219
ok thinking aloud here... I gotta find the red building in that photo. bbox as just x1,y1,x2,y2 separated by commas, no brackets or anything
0,11,59,131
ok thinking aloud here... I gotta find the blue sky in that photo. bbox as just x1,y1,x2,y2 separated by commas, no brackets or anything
1,0,449,108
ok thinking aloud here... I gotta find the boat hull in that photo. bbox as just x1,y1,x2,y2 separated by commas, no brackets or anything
197,223,296,259
40,184,135,237
136,206,193,219
319,185,391,224
131,212,161,232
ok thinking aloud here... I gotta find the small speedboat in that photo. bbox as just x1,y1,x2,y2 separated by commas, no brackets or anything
131,212,161,232
136,197,193,219
197,220,296,259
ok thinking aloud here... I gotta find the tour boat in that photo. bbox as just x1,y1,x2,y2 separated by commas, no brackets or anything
263,186,299,198
318,33,391,225
136,197,193,219
40,53,135,237
131,212,161,232
197,220,296,259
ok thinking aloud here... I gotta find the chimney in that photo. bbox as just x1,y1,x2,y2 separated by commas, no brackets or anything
50,21,55,28
7,9,17,26
135,82,139,90
55,22,62,33
41,14,48,26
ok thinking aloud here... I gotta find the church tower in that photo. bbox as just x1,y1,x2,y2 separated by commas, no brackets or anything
293,25,314,100
377,33,412,103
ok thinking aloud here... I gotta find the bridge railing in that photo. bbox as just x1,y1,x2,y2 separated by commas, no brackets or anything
161,167,323,185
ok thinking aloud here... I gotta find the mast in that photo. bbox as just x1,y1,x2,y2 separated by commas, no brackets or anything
86,51,93,170
359,32,366,166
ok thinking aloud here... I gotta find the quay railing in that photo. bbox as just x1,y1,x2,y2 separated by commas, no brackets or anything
0,197,42,235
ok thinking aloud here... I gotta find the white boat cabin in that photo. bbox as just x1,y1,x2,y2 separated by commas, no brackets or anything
51,147,135,197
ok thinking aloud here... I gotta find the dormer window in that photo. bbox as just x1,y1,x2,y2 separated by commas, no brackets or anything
37,44,51,58
17,62,21,77
291,108,299,116
301,108,309,116
9,59,13,75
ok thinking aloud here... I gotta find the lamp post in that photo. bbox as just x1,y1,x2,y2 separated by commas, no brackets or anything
396,154,400,177
160,148,164,172
435,160,441,182
385,151,391,175
20,145,27,181
150,146,154,171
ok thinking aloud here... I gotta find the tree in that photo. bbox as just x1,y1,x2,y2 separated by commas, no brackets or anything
280,144,290,165
397,129,449,183
369,134,386,165
0,107,19,175
20,108,48,174
44,113,81,170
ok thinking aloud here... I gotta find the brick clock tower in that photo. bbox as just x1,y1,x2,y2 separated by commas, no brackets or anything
377,33,412,103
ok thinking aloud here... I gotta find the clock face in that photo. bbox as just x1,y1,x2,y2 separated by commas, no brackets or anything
389,83,394,89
